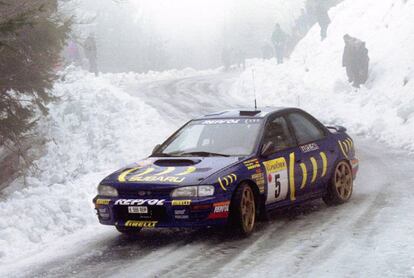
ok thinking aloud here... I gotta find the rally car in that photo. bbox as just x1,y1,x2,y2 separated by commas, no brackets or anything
93,107,358,236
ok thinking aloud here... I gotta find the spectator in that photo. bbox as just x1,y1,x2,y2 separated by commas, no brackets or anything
83,34,98,76
315,3,331,41
271,23,288,64
342,34,370,88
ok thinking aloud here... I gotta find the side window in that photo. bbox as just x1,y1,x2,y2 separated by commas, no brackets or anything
288,113,325,145
262,116,295,152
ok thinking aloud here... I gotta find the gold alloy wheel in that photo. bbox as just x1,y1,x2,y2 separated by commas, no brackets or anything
334,161,353,200
241,186,256,233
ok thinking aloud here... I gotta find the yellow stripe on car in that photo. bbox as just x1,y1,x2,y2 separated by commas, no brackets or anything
177,166,196,176
300,163,307,189
343,141,349,153
218,177,227,191
310,157,318,183
289,152,296,201
338,140,349,159
118,167,141,182
320,152,328,177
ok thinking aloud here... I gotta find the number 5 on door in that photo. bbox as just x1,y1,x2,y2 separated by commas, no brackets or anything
263,157,289,204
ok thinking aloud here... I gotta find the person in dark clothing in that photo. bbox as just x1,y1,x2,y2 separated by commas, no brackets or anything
342,34,370,88
342,34,355,83
353,41,370,87
315,3,331,41
271,23,288,64
84,35,98,76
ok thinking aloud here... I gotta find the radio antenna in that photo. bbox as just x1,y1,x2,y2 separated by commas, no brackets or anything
251,69,258,110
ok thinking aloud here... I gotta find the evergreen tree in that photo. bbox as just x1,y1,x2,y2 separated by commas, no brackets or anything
0,0,71,146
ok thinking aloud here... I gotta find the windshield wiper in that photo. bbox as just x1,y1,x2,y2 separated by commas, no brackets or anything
178,151,230,157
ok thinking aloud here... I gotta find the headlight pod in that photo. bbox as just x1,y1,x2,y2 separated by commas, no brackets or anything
98,184,118,197
171,185,215,198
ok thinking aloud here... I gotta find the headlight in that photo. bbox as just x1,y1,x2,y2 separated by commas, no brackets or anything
98,184,118,197
171,185,215,198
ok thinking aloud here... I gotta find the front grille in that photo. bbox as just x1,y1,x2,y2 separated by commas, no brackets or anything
114,206,168,221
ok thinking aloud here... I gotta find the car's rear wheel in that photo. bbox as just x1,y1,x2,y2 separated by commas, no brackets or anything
323,160,353,206
116,226,142,236
230,183,256,236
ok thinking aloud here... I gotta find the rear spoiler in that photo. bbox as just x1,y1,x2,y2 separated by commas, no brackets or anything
326,126,347,133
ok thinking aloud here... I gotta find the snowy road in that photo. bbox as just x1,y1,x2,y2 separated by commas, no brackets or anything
7,73,414,278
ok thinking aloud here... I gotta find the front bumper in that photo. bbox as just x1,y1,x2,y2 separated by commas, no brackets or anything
93,195,231,228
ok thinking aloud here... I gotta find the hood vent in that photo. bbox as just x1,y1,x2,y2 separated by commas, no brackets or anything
154,159,201,167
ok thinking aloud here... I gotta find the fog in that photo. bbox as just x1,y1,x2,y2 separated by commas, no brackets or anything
69,0,306,72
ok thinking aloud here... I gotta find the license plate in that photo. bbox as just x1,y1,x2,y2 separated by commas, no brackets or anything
128,206,148,214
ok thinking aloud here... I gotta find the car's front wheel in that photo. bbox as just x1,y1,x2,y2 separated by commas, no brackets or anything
230,183,256,236
323,160,353,206
116,226,142,236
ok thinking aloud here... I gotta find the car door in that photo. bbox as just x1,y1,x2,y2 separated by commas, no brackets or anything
260,115,301,207
286,112,331,197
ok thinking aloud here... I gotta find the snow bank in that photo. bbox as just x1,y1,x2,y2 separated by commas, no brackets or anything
231,0,414,152
0,68,174,263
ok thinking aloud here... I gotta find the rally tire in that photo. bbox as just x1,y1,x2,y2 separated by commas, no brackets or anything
116,226,142,236
229,183,256,236
323,160,353,206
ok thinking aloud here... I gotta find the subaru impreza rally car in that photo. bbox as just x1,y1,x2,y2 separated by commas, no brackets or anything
93,108,358,236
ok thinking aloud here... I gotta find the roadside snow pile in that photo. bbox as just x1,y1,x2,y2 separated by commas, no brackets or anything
0,68,174,263
231,0,414,152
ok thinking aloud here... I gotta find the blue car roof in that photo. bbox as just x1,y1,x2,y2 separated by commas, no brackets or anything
196,107,291,120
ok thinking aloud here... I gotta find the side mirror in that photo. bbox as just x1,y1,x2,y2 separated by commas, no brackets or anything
261,142,275,157
152,144,161,155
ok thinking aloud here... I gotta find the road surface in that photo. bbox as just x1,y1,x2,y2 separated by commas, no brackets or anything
4,73,414,278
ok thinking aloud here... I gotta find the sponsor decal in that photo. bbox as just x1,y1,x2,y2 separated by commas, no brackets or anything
175,215,189,220
174,209,187,215
251,170,265,193
208,201,230,219
300,143,319,153
172,200,192,206
95,199,111,205
217,173,237,191
201,119,240,125
118,166,196,183
128,176,185,183
114,199,165,206
263,157,289,204
243,158,261,170
244,119,261,124
125,220,158,228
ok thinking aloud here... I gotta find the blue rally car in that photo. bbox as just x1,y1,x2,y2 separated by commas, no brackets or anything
93,108,359,236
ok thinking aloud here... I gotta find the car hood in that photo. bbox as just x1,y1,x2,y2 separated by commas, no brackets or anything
101,156,241,188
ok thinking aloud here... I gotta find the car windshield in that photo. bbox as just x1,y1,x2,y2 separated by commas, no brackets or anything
157,118,263,157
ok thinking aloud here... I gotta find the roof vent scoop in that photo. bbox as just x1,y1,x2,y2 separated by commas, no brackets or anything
239,110,261,116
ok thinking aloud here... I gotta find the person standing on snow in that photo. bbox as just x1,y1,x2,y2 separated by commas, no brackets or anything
353,41,370,87
271,23,288,64
342,34,369,88
315,3,331,41
83,34,98,76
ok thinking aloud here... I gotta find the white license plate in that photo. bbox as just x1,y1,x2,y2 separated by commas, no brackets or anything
128,206,148,214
